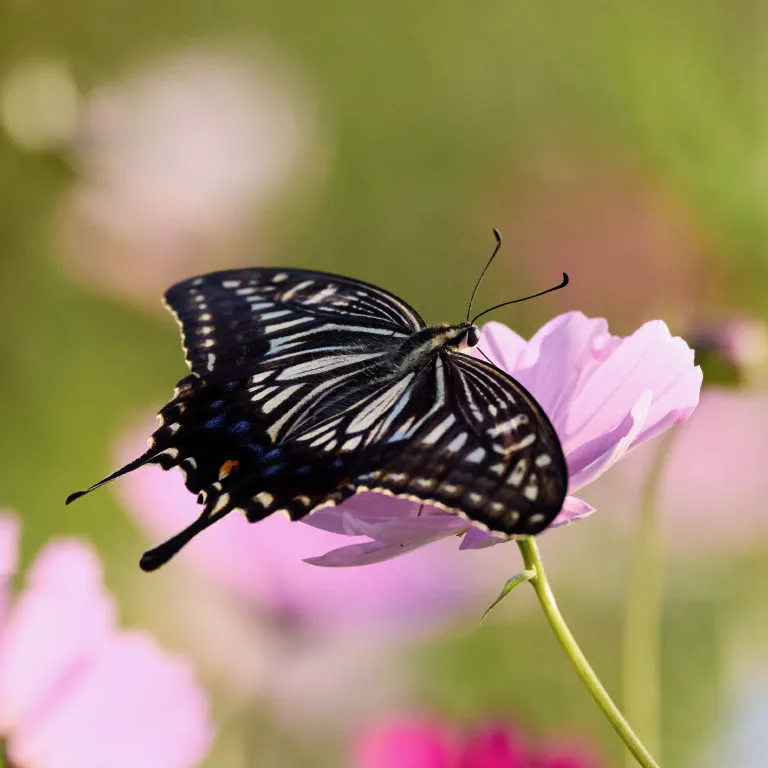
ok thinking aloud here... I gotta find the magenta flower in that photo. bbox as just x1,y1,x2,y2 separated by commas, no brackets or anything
353,717,604,768
306,311,702,566
0,512,213,768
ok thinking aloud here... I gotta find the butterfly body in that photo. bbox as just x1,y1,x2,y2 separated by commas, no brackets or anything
67,267,568,570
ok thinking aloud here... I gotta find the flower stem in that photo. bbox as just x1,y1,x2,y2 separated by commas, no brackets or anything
517,537,660,768
622,431,675,767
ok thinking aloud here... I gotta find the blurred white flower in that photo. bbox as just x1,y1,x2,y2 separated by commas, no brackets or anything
58,46,317,307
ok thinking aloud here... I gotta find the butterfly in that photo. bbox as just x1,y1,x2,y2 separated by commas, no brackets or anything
68,242,569,571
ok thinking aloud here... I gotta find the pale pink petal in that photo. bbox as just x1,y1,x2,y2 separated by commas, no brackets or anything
0,513,20,637
304,507,468,567
0,541,116,738
634,341,701,442
632,365,702,447
307,494,429,536
338,510,468,547
354,717,458,768
304,540,438,567
550,497,596,528
459,526,501,550
8,632,213,768
502,312,615,426
566,390,652,491
473,321,527,372
564,321,694,453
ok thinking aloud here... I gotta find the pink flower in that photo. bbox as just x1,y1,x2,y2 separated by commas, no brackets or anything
353,717,604,768
591,387,768,553
0,512,213,768
118,425,526,731
306,311,702,566
57,47,315,310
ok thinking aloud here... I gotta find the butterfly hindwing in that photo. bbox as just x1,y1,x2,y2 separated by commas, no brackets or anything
284,350,568,536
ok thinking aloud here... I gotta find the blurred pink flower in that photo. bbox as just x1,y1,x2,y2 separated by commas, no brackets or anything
592,387,768,553
0,513,213,768
306,311,702,566
353,717,604,768
118,424,529,731
58,47,317,308
118,423,497,634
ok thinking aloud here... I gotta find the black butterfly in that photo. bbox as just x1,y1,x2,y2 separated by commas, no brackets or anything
68,257,569,571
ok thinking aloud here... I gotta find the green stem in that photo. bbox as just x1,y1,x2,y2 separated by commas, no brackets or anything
621,432,676,766
517,538,660,768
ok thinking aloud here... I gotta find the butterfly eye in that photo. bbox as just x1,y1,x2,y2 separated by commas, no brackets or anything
465,326,481,348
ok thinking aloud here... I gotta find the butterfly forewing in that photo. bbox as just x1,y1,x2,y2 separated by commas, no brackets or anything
143,269,425,512
165,267,424,379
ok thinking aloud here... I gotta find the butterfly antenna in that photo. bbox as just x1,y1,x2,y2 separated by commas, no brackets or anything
65,449,160,505
139,506,231,572
466,229,503,322
470,273,569,326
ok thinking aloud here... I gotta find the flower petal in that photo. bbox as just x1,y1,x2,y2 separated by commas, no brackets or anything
459,526,502,550
0,540,116,739
566,390,652,491
502,311,615,429
473,321,527,372
354,717,458,768
633,364,702,447
303,540,424,567
550,497,596,528
304,518,465,567
306,493,426,536
341,511,468,547
458,726,529,768
564,320,699,454
8,632,213,768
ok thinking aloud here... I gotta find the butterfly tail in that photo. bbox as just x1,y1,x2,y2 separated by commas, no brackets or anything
65,449,160,505
139,504,231,572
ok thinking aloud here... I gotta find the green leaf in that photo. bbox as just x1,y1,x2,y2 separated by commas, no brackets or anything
480,569,536,623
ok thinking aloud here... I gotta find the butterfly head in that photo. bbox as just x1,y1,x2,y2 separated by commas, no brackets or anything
447,322,481,352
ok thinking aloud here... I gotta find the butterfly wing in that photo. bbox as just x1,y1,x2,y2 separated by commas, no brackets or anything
240,347,567,537
148,267,424,485
164,267,425,380
332,350,568,537
67,268,428,568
